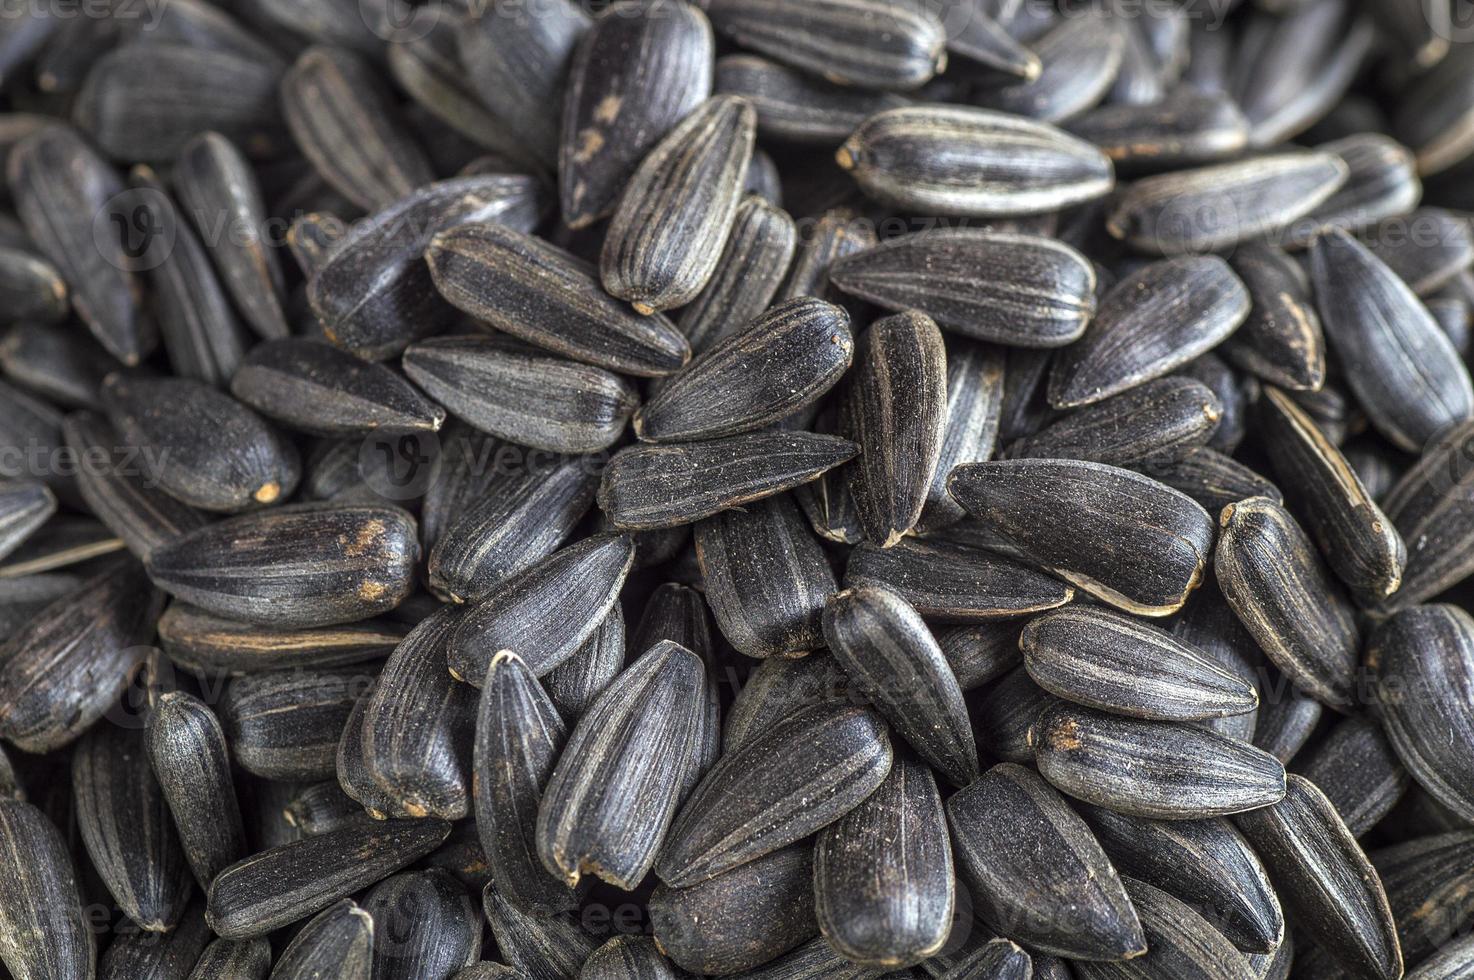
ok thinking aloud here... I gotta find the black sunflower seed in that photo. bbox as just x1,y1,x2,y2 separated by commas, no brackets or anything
269,899,375,980
1253,684,1325,765
1145,447,1281,516
1007,376,1222,468
1294,714,1409,838
1065,90,1249,171
940,0,1041,77
1283,134,1422,247
779,206,878,304
481,880,600,980
1371,829,1474,967
630,583,722,787
361,869,482,980
675,194,798,356
976,13,1126,123
220,666,368,781
918,339,1004,533
1,324,110,411
1220,242,1326,392
0,245,68,323
543,605,627,722
722,653,856,755
1071,876,1258,980
189,938,271,980
1393,35,1474,174
715,54,909,144
1363,208,1474,297
156,602,406,675
97,902,209,980
0,478,52,563
581,937,682,980
284,782,362,837
0,800,95,980
1377,420,1474,611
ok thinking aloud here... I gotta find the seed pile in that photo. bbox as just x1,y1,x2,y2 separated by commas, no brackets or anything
2,0,1474,978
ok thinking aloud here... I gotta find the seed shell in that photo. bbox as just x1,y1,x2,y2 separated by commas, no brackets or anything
1363,208,1474,297
1378,419,1474,611
157,602,406,675
1072,876,1258,980
0,246,68,324
543,604,627,721
1007,376,1223,468
580,936,683,980
1284,134,1422,247
919,339,1004,532
977,14,1126,123
722,652,857,755
482,880,601,980
220,667,368,781
1220,242,1326,392
1294,714,1409,838
98,901,210,980
189,938,271,980
676,193,798,355
0,800,95,980
779,207,877,304
1372,829,1474,967
360,870,482,980
1065,90,1250,170
715,54,908,144
269,899,375,980
1253,684,1324,765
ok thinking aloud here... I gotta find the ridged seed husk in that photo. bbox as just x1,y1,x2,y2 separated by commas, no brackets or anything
822,586,978,786
1047,255,1249,409
655,702,893,889
189,938,271,980
284,782,362,838
828,229,1097,348
360,870,482,980
0,516,122,577
0,320,110,411
544,604,621,721
1220,242,1326,391
1282,134,1422,248
1396,44,1474,175
1072,876,1257,980
600,430,857,531
722,653,857,755
1310,226,1474,453
0,246,68,324
1020,605,1258,722
976,13,1126,123
676,193,798,355
1144,446,1282,516
1378,419,1474,611
0,478,52,563
630,583,722,789
779,206,878,304
715,54,908,144
481,881,600,980
1404,931,1474,980
581,936,683,980
447,533,634,683
1214,496,1361,710
1363,208,1474,297
1294,714,1410,838
73,725,194,932
1104,151,1349,254
1253,684,1324,765
1233,775,1403,980
1064,90,1249,171
813,753,954,968
425,223,691,377
157,602,406,675
732,934,901,980
220,666,368,781
944,762,1146,961
207,818,451,939
269,899,375,980
1007,376,1223,468
601,95,756,315
1371,830,1474,967
947,458,1213,616
704,0,946,92
0,800,95,980
650,844,817,976
919,339,1004,532
836,105,1114,217
144,503,420,629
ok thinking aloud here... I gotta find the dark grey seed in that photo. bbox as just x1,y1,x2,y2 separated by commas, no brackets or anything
283,781,362,837
1311,227,1474,452
231,338,445,437
1146,447,1282,516
0,245,67,323
602,95,756,314
838,105,1112,217
1104,152,1349,255
1282,135,1421,248
938,0,1040,76
0,800,95,980
823,586,978,785
0,570,83,635
422,821,492,892
0,478,52,562
420,423,502,555
473,650,579,915
146,691,248,889
723,653,857,755
458,0,589,167
1342,438,1403,503
0,558,156,752
1369,605,1474,822
1215,496,1360,709
145,503,420,628
1033,703,1287,819
919,339,1004,532
695,493,837,658
1072,876,1257,980
1080,805,1282,954
0,515,123,576
73,725,194,931
0,376,63,493
426,223,691,377
157,602,406,675
947,458,1213,616
600,430,858,531
1178,352,1246,454
269,899,375,980
1428,288,1473,357
1234,774,1402,980
652,844,816,975
1168,587,1265,742
281,45,434,212
1258,386,1406,604
1247,933,1295,980
1398,43,1474,174
829,229,1097,348
1253,683,1324,764
1064,90,1250,171
1221,242,1326,391
946,762,1145,961
676,194,798,356
922,934,1033,980
1108,19,1166,109
639,298,853,443
286,210,345,279
932,621,1022,692
361,608,476,820
779,207,877,303
1405,932,1474,980
447,533,634,683
977,14,1125,123
656,702,893,889
125,0,284,67
715,54,908,144
220,667,368,781
98,902,210,980
705,0,945,91
543,604,626,721
629,582,722,788
1371,830,1474,967
1,323,111,410
189,938,271,980
337,691,398,820
1294,715,1409,838
1363,208,1474,297
207,818,451,940
1048,256,1248,409
361,870,481,980
1289,382,1358,448
728,935,891,980
73,43,282,163
1021,605,1257,722
793,428,865,545
8,125,152,364
1378,419,1474,610
559,0,713,229
581,937,682,980
814,753,954,967
482,880,600,980
1008,376,1222,468
996,346,1054,443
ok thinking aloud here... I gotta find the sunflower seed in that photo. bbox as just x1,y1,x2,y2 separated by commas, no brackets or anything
1283,135,1422,248
780,207,877,303
360,870,481,980
1139,448,1276,516
0,245,67,323
0,800,95,980
0,516,122,576
1294,715,1409,838
269,900,375,980
1008,376,1223,468
1,324,111,413
1394,31,1474,173
1372,829,1474,967
976,14,1125,123
1065,90,1248,172
220,667,369,781
917,340,1004,533
676,194,798,356
630,583,722,786
284,782,362,837
157,602,405,676
1377,420,1474,610
99,901,210,980
0,478,52,563
1072,876,1258,980
481,880,600,980
1364,208,1474,297
580,937,682,980
540,603,627,723
1253,683,1325,765
1404,931,1474,980
723,653,857,755
715,54,907,144
1220,243,1326,391
189,938,271,980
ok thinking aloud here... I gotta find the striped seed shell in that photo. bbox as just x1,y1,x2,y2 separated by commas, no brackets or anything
1253,684,1324,765
940,0,1041,77
947,458,1213,616
1405,932,1474,980
676,193,798,355
146,691,248,889
1145,446,1282,516
447,533,634,683
1064,90,1249,171
836,105,1113,217
0,246,68,323
601,95,756,315
637,298,853,442
822,586,978,785
98,901,210,980
544,605,626,721
189,938,271,980
1221,242,1326,392
722,652,857,755
655,702,893,888
1047,256,1249,409
426,223,691,377
934,621,1023,691
1234,775,1402,980
976,13,1126,123
598,430,859,531
945,762,1145,961
1363,208,1474,297
1372,829,1474,967
1033,703,1288,819
360,870,482,980
629,583,722,786
814,753,954,968
0,478,52,562
1071,876,1257,980
779,206,877,303
1020,606,1258,721
73,725,194,931
0,516,122,576
1215,496,1361,710
829,229,1097,348
268,900,375,980
845,535,1073,622
1167,586,1266,742
473,650,580,915
1105,151,1349,255
1006,376,1223,468
481,881,600,980
580,937,682,980
0,321,110,409
731,935,898,980
145,503,420,628
1378,419,1474,611
714,54,908,144
919,339,1004,531
157,602,406,675
284,782,362,838
220,666,369,781
1294,714,1409,838
206,818,452,939
1284,134,1422,248
337,693,398,820
0,800,95,980
704,0,946,91
1309,226,1474,453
